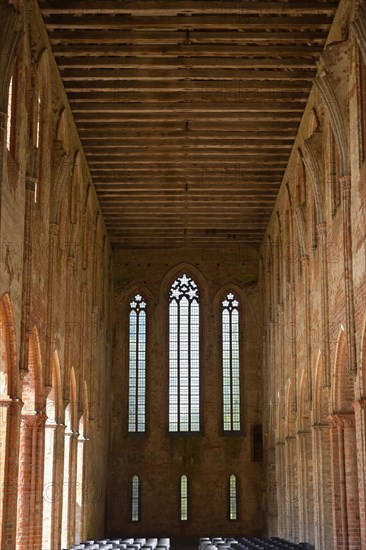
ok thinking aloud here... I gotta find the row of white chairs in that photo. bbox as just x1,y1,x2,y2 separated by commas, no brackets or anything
67,537,170,550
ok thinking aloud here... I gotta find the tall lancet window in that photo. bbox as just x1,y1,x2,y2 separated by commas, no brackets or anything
131,475,140,521
169,274,200,432
128,294,146,432
180,475,188,521
222,292,241,431
229,474,238,520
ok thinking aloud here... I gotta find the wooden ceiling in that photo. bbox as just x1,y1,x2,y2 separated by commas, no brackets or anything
38,1,339,249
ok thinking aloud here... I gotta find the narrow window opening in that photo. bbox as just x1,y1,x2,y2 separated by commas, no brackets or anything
128,294,146,433
222,292,240,431
180,475,188,521
131,475,140,521
229,474,238,520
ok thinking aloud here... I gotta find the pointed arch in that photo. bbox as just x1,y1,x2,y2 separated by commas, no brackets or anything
332,328,353,413
167,272,201,432
55,107,67,145
302,134,325,224
128,292,147,433
298,370,311,432
295,207,307,257
313,352,330,424
159,262,209,304
70,151,82,225
315,65,349,177
123,283,156,308
0,292,17,398
220,289,241,432
308,108,320,137
22,326,43,413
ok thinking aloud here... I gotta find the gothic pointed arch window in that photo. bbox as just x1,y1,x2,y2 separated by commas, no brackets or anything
222,292,241,431
128,294,147,433
169,274,200,432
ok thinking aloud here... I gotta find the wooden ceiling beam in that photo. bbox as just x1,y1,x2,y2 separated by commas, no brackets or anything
70,102,305,113
64,80,312,92
57,57,318,69
52,44,324,57
43,15,334,30
67,91,307,103
39,1,338,16
48,30,328,44
60,67,315,80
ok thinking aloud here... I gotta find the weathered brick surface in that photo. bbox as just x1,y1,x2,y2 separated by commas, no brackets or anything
260,1,366,548
0,1,112,549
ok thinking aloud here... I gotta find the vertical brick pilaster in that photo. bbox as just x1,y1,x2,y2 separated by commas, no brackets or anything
342,414,361,550
2,398,22,550
275,441,286,538
300,255,312,401
16,412,46,550
0,111,6,234
341,175,357,375
45,224,59,389
312,423,333,550
285,435,298,542
297,430,314,545
353,399,366,549
317,223,331,387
